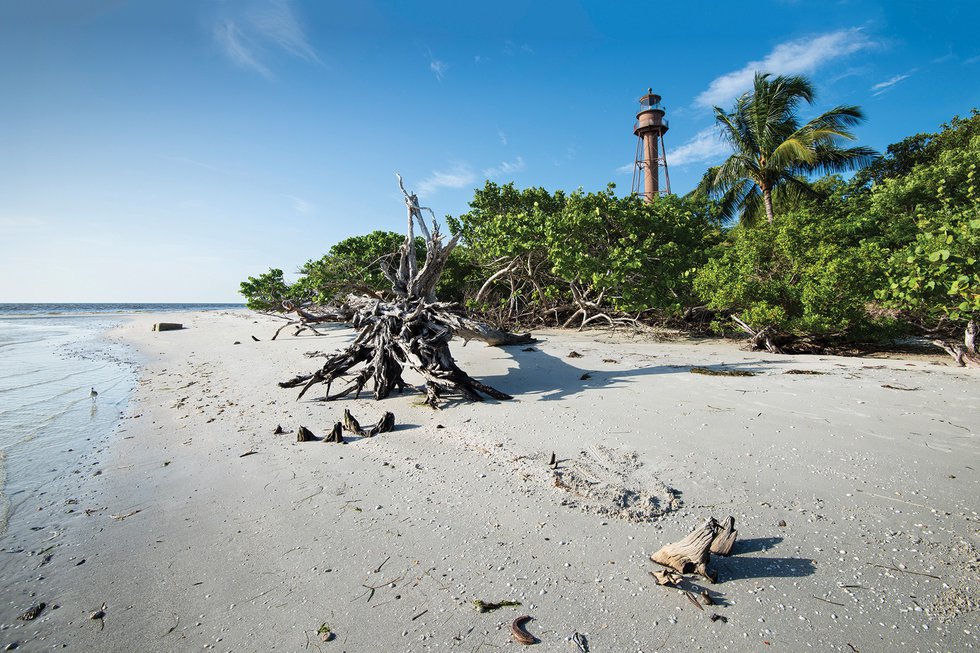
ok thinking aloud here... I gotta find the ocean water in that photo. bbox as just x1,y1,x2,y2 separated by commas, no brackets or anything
0,304,242,536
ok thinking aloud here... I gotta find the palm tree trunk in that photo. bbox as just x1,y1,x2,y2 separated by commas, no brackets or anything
763,187,775,223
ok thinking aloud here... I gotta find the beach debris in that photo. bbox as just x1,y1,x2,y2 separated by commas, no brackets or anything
411,609,428,621
548,452,557,467
472,599,521,613
650,517,719,583
567,351,583,358
110,509,142,521
239,450,259,458
778,519,787,527
296,426,319,442
784,369,826,375
326,422,344,443
317,623,334,642
650,568,683,586
90,603,107,630
602,358,619,363
579,372,592,380
690,367,755,377
342,409,365,436
277,176,529,408
684,591,704,611
17,603,45,621
368,411,395,436
511,615,537,645
710,613,728,623
152,322,183,332
233,341,241,345
522,347,537,352
881,384,920,391
710,516,738,556
573,631,589,652
273,424,285,434
700,590,715,606
251,335,261,342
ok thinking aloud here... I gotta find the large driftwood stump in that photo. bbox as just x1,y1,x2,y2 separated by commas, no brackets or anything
933,320,980,368
650,518,719,583
279,176,530,408
710,516,738,556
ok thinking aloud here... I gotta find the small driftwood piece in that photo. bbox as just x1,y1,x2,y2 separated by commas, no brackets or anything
368,411,395,436
296,426,318,442
343,409,365,435
18,603,46,621
326,422,344,443
650,518,719,583
511,615,537,645
710,516,738,556
650,568,683,586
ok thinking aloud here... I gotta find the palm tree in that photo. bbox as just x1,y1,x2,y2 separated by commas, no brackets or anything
697,73,877,224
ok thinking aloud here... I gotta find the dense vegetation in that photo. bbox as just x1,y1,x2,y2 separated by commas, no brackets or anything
241,80,978,350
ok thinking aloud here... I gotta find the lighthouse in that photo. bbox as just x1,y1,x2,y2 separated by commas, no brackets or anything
631,89,671,200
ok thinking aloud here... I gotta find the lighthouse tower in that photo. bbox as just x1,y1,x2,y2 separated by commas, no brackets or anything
631,89,671,200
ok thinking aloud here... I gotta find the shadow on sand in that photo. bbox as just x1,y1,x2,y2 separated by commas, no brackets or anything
481,343,796,403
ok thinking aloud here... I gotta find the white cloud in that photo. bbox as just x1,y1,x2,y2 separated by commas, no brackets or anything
430,59,448,80
214,0,317,77
497,128,508,146
668,127,730,166
417,164,476,196
871,72,912,96
482,156,525,179
284,194,313,214
696,29,876,107
963,54,980,65
615,163,634,175
248,0,319,63
214,20,271,78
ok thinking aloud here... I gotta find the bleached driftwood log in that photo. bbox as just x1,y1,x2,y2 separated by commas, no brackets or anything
933,319,980,368
650,517,719,583
710,515,738,556
279,176,532,408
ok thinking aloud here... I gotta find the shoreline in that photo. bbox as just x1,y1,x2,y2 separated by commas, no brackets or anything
1,310,976,651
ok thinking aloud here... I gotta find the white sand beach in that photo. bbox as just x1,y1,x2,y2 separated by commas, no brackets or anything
1,310,977,652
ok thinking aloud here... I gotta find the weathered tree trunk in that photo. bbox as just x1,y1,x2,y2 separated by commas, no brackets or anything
279,176,528,407
650,518,719,583
762,186,775,224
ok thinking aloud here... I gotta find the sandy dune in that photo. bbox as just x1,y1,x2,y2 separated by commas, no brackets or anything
1,310,977,652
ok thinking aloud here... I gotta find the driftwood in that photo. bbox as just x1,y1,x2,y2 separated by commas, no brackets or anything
710,516,738,556
650,568,683,586
650,518,719,583
932,319,979,367
296,426,318,442
368,411,395,436
326,422,344,443
279,176,529,408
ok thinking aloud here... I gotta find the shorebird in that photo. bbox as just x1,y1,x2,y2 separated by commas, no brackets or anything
90,387,98,399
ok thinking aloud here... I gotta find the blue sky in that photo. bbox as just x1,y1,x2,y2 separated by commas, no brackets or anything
2,0,979,302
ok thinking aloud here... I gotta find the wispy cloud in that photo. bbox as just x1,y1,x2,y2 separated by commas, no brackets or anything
696,29,876,107
503,41,533,56
669,127,730,166
617,127,729,174
871,72,913,96
417,163,476,196
248,0,319,63
214,0,317,77
964,54,980,65
429,58,448,81
284,194,313,214
214,20,271,78
497,129,508,146
482,156,525,179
